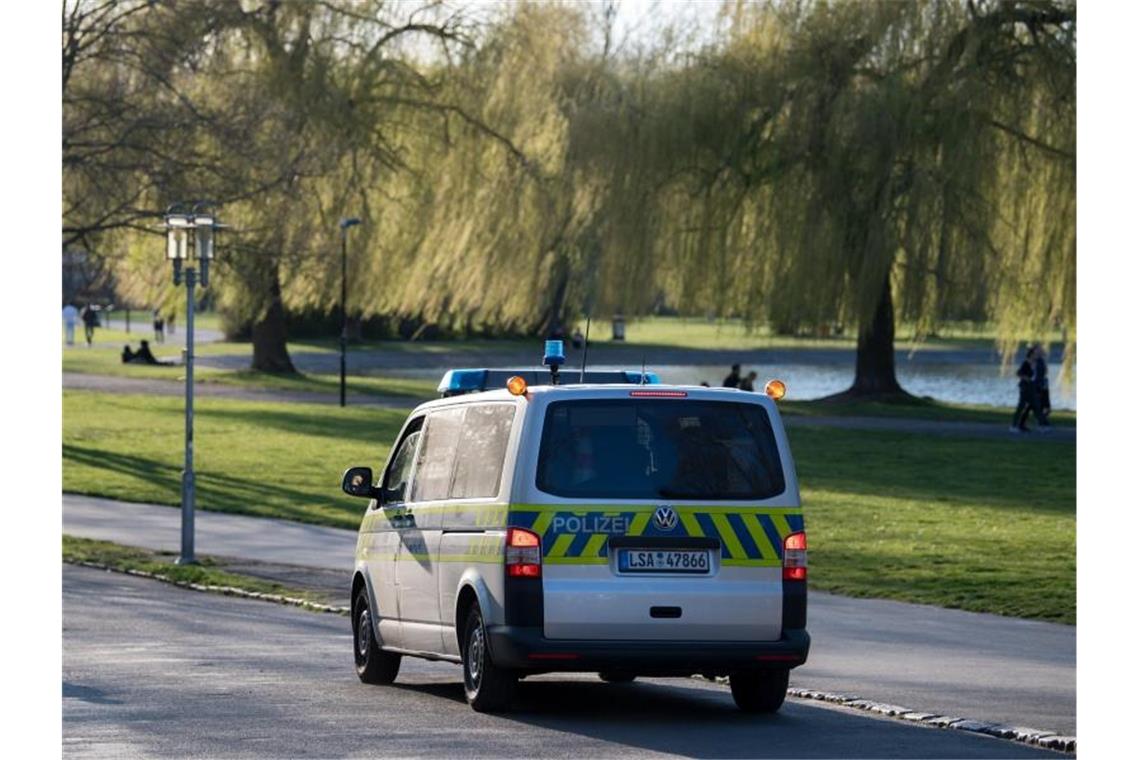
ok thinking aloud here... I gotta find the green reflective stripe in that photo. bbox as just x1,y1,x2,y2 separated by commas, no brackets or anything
770,513,793,541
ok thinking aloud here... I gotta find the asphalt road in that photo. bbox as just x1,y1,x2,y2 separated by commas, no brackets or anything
63,566,1061,759
64,494,1076,736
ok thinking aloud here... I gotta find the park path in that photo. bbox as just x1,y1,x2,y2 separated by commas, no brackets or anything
62,493,1075,736
62,371,1075,441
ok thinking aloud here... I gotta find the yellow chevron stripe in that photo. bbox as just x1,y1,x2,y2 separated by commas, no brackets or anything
530,511,556,537
679,512,704,537
628,512,651,536
582,533,608,558
742,513,778,561
547,533,575,558
711,513,746,559
770,513,793,540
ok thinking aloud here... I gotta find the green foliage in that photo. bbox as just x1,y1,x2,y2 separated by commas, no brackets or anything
64,1,1076,373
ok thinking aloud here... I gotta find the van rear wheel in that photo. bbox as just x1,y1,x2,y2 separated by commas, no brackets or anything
462,605,517,712
729,669,789,713
353,589,401,684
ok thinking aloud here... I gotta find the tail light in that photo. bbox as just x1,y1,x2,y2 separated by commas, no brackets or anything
506,527,541,578
783,531,807,581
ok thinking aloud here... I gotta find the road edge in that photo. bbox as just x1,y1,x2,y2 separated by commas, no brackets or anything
66,560,349,616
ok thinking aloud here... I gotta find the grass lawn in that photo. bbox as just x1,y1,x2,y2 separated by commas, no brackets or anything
62,389,1074,623
780,397,1076,427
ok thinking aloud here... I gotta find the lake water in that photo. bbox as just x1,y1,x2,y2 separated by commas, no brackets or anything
641,362,1075,410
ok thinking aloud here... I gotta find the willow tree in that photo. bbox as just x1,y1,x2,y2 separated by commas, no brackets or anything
648,0,1075,397
66,0,476,372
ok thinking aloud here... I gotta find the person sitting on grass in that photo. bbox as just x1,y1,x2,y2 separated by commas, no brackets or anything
122,340,173,366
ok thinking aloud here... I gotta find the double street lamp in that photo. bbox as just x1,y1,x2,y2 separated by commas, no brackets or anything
164,202,222,565
339,217,361,408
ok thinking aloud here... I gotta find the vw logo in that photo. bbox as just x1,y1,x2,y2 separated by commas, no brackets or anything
653,505,678,531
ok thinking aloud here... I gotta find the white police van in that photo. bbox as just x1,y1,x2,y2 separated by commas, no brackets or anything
342,344,808,713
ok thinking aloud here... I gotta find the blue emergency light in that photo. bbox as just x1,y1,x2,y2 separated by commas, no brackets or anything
543,339,565,367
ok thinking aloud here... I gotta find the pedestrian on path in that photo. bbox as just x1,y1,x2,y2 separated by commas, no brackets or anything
1033,343,1052,425
1010,346,1049,433
81,304,98,347
723,364,742,388
62,302,78,345
153,310,165,343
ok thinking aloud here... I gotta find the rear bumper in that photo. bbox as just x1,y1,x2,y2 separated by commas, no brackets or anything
486,626,810,675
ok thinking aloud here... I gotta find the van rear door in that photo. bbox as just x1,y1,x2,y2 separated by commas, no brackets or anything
511,392,802,642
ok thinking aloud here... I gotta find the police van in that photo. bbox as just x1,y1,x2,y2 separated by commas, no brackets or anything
342,345,809,713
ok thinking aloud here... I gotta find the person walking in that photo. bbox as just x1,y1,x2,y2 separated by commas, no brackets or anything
739,371,758,392
1032,344,1052,430
1010,346,1047,433
723,364,742,388
153,310,165,344
81,304,98,347
62,302,78,346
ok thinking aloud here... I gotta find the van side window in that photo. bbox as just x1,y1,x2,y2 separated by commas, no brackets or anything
410,407,465,502
450,404,515,499
381,417,424,505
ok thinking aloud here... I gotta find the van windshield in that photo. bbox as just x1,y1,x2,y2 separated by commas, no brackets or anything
536,399,786,500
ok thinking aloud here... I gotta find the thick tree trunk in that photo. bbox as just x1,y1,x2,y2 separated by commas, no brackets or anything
251,273,296,373
834,273,908,400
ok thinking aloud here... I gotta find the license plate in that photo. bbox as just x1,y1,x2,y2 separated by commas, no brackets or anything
617,549,711,574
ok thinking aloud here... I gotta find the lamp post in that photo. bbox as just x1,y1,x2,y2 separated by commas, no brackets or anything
339,217,361,408
164,202,221,565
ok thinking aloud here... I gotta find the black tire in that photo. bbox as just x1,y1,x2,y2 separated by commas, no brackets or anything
462,605,517,712
729,669,789,713
598,672,637,683
353,589,401,684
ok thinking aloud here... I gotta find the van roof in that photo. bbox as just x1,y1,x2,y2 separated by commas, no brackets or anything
412,383,781,415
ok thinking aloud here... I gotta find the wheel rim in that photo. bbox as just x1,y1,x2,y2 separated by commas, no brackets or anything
466,623,485,691
356,608,372,660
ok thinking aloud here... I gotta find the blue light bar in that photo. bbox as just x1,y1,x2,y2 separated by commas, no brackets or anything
437,369,488,395
623,370,661,384
543,339,565,367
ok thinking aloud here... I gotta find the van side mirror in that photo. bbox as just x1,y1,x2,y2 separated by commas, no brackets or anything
341,466,377,498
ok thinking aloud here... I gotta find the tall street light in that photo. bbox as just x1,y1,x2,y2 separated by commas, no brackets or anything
164,201,222,565
339,217,361,408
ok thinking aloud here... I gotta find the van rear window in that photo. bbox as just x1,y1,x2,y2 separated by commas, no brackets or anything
536,399,785,500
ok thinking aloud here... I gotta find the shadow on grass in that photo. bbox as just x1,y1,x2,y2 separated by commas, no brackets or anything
62,444,362,527
192,404,405,444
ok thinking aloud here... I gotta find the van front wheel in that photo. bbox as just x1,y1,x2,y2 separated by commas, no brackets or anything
353,589,401,684
462,605,516,712
729,669,789,713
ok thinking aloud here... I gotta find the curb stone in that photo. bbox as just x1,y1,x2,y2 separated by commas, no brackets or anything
782,687,1075,754
697,678,1074,754
67,560,350,616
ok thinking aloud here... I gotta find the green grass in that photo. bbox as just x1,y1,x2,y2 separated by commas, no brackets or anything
62,535,321,600
63,391,406,528
790,426,1074,623
62,389,1074,623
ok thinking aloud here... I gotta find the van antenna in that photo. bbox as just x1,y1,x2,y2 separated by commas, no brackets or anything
579,311,591,383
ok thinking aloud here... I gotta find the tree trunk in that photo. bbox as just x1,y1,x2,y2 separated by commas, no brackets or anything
840,273,907,399
251,273,296,373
